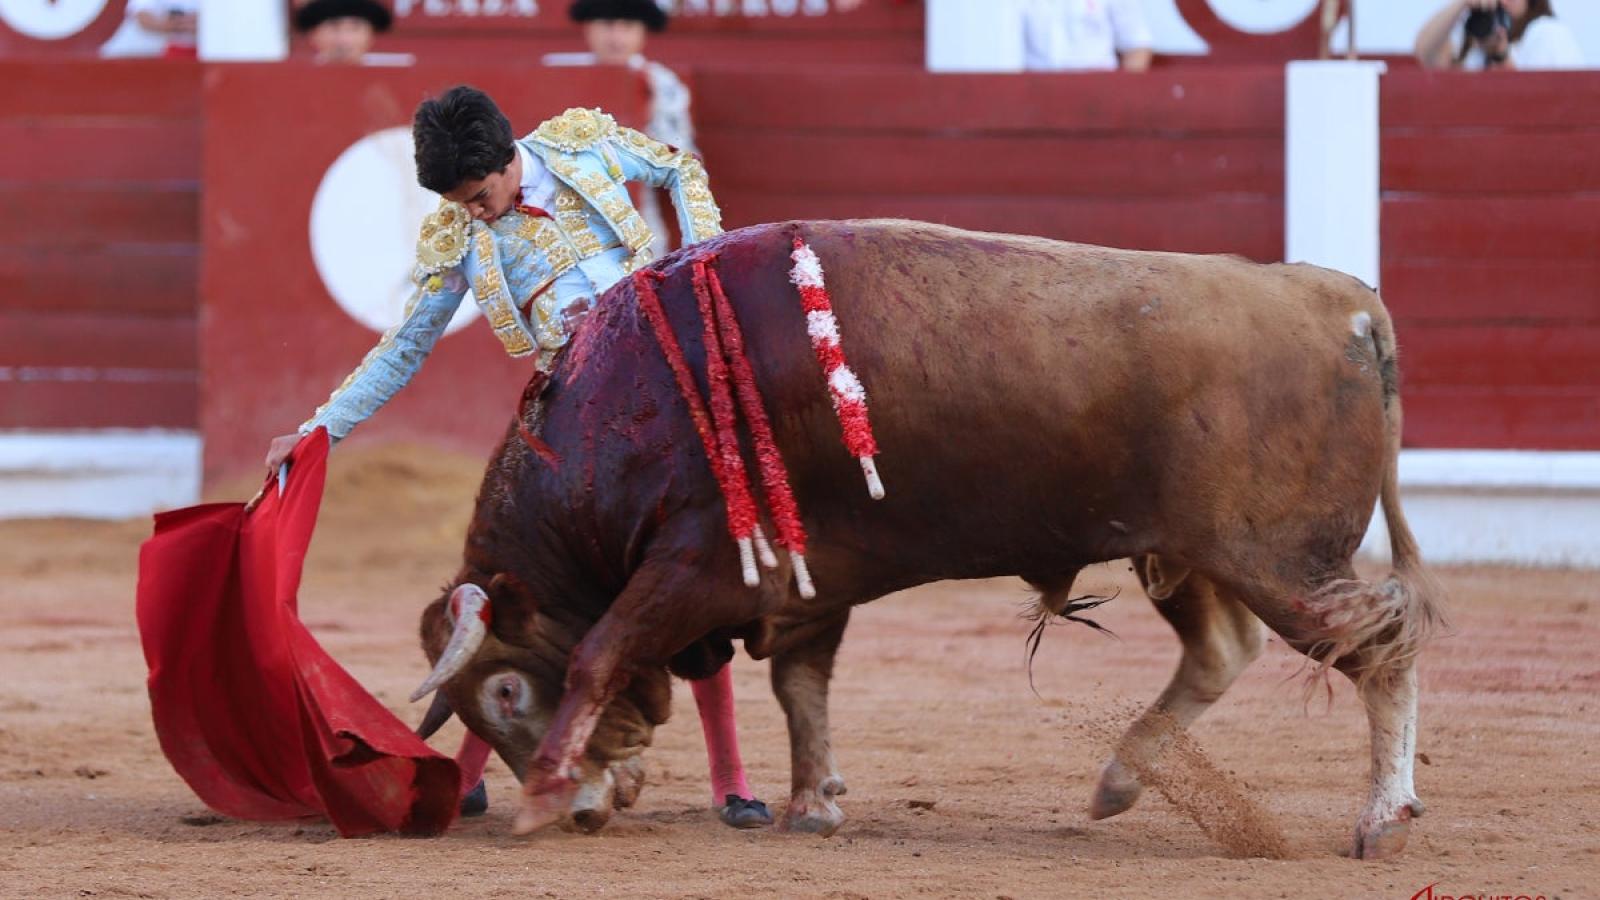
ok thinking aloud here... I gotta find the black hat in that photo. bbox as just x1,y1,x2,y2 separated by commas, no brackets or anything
294,0,394,33
568,0,668,33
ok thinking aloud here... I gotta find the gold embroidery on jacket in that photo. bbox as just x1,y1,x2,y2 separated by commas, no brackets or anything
517,214,579,274
613,126,723,243
415,200,471,278
675,154,722,241
554,187,605,258
531,107,618,154
471,228,534,356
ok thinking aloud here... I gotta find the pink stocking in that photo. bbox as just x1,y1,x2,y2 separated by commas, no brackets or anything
456,731,493,801
690,663,753,804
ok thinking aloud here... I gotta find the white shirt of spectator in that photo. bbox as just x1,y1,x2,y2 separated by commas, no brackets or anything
123,0,199,49
1458,15,1586,70
1020,0,1152,71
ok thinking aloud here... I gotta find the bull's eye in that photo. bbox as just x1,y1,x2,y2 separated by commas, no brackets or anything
480,670,531,730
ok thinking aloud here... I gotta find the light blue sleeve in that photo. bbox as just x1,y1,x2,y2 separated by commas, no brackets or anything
299,277,467,443
607,127,724,245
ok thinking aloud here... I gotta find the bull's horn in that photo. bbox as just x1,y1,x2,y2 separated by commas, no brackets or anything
409,583,491,703
415,690,455,739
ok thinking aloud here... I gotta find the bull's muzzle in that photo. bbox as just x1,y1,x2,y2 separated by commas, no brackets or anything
410,583,491,702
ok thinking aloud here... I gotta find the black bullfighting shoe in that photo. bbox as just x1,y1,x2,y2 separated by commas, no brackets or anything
460,779,489,817
718,795,772,829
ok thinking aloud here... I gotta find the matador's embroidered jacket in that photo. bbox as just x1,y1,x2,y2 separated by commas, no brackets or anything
301,107,722,441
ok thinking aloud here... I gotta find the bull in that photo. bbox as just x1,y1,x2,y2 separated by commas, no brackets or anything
411,219,1442,859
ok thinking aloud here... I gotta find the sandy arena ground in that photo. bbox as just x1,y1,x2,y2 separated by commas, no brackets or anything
2,445,1597,899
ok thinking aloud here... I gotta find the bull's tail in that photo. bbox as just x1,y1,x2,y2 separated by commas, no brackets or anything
1306,310,1445,688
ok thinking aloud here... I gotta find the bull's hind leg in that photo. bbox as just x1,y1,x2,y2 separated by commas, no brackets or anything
772,610,851,836
1090,558,1265,820
1222,561,1434,860
1348,657,1421,859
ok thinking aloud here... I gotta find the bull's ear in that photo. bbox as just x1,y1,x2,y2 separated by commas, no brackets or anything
418,597,452,665
485,572,539,644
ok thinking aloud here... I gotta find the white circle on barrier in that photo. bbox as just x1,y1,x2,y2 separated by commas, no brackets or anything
0,0,108,39
309,127,479,337
1206,0,1318,34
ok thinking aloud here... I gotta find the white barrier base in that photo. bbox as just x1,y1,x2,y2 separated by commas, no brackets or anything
1361,450,1600,569
0,431,201,520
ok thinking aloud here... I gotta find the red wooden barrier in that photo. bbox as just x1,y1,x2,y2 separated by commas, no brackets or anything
198,64,647,482
7,57,1596,472
695,66,1287,261
1381,70,1600,450
0,61,200,430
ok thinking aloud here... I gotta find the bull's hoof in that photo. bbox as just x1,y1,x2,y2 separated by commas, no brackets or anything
459,780,489,818
1088,759,1143,820
513,774,579,836
567,767,616,834
1350,801,1422,860
718,796,773,829
1351,819,1411,860
571,806,612,834
781,780,846,836
612,758,646,810
781,802,844,836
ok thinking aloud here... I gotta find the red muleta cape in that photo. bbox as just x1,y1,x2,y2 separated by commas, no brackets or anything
135,429,460,836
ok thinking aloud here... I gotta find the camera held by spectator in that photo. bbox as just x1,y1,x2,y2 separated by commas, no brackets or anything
1462,2,1514,67
1414,0,1584,71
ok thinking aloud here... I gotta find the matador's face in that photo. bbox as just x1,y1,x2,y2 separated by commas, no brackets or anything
443,154,521,225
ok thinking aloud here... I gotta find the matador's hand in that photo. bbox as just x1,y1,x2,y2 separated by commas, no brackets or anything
264,433,301,474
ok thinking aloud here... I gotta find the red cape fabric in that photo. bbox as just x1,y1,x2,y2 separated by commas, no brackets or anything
135,429,460,837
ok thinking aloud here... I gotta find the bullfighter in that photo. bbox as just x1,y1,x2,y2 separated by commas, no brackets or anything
263,85,770,829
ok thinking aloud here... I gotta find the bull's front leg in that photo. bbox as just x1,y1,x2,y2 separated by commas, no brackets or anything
772,611,851,836
512,561,707,836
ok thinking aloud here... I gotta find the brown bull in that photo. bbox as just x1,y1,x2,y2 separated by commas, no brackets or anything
414,219,1442,858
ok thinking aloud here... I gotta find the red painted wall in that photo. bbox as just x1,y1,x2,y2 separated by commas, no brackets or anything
696,67,1286,259
198,64,647,481
0,61,200,430
7,58,1595,477
1381,70,1600,450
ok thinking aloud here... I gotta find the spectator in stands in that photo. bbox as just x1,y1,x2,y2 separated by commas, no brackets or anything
294,0,395,65
101,0,198,60
545,0,696,256
1414,0,1583,70
1021,0,1153,72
